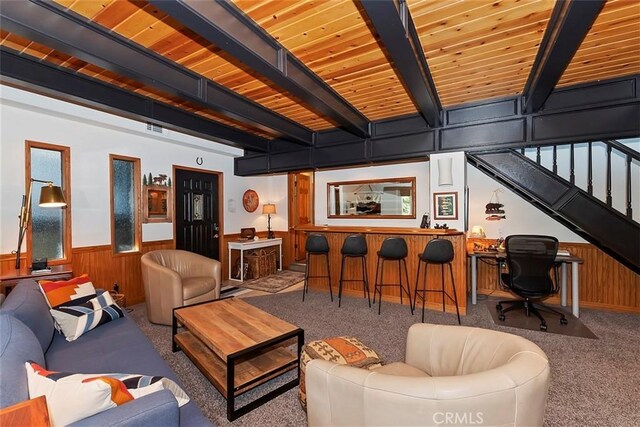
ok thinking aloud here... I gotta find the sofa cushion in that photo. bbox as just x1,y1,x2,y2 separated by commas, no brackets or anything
0,314,45,408
182,277,215,300
0,280,54,352
26,361,190,427
371,362,430,377
50,292,124,342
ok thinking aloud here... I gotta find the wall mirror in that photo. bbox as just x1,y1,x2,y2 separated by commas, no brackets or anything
327,177,416,218
143,185,173,223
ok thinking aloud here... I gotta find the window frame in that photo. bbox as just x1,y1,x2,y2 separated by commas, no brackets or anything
25,140,72,267
109,154,142,255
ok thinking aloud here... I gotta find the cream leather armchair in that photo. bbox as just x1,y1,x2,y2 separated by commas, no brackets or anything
141,250,221,325
306,323,550,427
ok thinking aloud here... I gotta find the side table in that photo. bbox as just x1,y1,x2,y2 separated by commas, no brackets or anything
0,264,73,296
0,396,51,426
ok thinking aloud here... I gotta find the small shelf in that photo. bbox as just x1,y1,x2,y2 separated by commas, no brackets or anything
175,331,297,397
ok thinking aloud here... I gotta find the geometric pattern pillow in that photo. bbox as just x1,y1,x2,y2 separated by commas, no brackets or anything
26,361,190,427
38,274,97,309
50,291,124,342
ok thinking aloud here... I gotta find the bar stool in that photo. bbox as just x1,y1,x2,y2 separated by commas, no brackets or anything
373,237,413,315
413,238,461,324
338,234,370,308
302,234,333,302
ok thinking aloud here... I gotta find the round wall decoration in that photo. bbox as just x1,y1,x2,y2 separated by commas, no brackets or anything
242,189,259,212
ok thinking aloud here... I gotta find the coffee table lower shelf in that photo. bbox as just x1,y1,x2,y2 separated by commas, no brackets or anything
174,329,304,420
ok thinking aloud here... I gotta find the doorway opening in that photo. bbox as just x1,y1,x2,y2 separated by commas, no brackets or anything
288,171,314,266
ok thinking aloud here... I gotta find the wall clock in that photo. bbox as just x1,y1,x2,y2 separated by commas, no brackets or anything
242,189,259,212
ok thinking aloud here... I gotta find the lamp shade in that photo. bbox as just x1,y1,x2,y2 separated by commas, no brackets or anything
437,157,453,186
470,225,486,238
39,184,67,207
262,203,276,215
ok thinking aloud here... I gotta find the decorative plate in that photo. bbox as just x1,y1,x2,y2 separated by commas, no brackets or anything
242,189,259,212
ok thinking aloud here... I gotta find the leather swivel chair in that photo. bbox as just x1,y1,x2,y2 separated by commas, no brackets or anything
306,323,550,427
141,249,221,325
496,235,568,331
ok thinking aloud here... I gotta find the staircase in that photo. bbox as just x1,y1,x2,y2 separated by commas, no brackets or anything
467,140,640,274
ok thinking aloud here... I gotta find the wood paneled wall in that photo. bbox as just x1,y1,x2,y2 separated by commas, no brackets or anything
305,231,467,315
469,239,640,313
222,231,291,281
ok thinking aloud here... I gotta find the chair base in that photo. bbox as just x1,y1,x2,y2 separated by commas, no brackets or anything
372,257,413,315
413,261,460,325
496,299,568,331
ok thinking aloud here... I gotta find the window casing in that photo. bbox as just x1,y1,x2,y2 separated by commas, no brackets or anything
109,154,141,254
26,141,71,266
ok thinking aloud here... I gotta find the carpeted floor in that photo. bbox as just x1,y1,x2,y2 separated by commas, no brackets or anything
129,291,640,426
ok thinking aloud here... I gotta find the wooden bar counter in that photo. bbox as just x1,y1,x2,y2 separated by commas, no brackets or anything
296,225,467,315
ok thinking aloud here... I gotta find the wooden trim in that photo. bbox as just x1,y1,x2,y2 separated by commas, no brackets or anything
25,140,72,267
109,154,142,255
172,165,224,261
326,176,417,219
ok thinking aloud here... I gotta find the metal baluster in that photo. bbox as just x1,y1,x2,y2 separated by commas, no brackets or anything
626,154,633,218
570,144,575,185
552,145,557,174
587,142,593,195
606,144,612,206
520,147,525,155
536,147,541,164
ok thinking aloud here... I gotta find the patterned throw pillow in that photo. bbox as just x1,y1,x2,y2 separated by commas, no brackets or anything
39,274,97,308
26,361,190,427
50,291,124,342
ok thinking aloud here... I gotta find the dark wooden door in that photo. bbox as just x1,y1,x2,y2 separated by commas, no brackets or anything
174,168,220,260
288,172,313,262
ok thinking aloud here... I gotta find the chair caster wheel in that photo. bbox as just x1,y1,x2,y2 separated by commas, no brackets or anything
496,304,502,311
560,317,568,325
498,314,505,321
540,323,548,331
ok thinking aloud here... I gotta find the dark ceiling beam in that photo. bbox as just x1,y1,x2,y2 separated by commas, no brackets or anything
0,48,269,152
522,0,605,114
0,0,313,145
360,0,442,127
149,0,370,139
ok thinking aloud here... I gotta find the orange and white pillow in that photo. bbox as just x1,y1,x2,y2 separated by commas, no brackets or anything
38,274,97,308
26,361,189,427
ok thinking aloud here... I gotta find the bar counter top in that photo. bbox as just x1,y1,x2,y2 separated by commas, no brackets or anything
295,224,463,236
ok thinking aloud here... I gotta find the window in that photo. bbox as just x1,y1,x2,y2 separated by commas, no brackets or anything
26,141,71,265
110,154,141,253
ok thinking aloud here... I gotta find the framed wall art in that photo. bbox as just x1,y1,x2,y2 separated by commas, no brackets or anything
433,191,458,220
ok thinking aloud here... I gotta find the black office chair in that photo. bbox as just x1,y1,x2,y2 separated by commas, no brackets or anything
413,238,461,324
338,235,371,308
372,237,413,315
302,234,333,302
496,235,568,331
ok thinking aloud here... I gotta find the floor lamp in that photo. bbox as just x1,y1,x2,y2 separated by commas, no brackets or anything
14,179,67,269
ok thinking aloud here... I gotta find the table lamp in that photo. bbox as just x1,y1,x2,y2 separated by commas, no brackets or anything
469,225,486,238
262,203,276,239
15,179,67,269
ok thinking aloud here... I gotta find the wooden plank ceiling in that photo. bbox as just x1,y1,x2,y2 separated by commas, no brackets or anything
1,0,639,143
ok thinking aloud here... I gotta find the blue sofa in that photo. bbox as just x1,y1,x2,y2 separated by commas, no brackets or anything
0,280,212,426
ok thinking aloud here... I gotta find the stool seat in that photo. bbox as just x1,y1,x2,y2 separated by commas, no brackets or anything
373,237,413,315
338,235,370,307
413,238,460,324
303,234,333,301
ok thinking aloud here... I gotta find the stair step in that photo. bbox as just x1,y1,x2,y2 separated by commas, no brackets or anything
289,262,306,273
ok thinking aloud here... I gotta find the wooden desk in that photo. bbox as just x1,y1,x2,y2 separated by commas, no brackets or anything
0,264,73,296
468,251,584,317
0,396,51,427
227,238,282,282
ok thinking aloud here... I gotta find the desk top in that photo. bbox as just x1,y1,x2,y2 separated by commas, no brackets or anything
468,251,583,263
228,238,282,249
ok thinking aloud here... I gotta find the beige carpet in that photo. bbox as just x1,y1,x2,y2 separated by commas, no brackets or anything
237,270,304,293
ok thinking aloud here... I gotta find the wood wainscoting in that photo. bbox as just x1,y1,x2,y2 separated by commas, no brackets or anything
469,239,640,313
222,231,291,281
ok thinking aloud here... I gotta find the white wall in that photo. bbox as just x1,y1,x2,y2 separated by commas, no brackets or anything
429,151,466,231
0,85,286,253
314,162,430,227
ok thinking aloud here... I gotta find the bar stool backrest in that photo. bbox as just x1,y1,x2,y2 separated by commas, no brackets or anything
379,237,408,259
341,235,367,256
306,234,329,254
421,239,454,263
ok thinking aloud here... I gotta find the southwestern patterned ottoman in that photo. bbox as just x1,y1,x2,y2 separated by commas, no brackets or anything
299,336,383,410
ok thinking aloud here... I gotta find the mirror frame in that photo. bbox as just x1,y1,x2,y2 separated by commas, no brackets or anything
142,184,173,223
327,177,416,219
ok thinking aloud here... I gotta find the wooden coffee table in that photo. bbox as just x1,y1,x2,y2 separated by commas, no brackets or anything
172,298,304,421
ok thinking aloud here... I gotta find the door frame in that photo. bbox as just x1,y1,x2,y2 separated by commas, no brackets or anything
288,171,315,262
172,165,224,260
